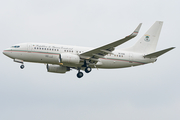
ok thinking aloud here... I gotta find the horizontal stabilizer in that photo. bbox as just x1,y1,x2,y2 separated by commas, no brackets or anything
144,47,175,58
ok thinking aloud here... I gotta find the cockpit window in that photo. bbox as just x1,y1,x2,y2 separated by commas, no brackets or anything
11,46,20,48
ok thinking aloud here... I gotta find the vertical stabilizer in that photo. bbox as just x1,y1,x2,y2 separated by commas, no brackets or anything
127,21,163,54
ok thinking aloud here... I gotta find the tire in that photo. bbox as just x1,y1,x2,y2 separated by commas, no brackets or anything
20,65,24,69
77,72,83,78
85,67,92,73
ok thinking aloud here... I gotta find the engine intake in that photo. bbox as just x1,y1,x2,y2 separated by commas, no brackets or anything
47,64,70,73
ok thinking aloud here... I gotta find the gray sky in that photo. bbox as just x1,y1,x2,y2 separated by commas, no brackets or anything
0,0,180,120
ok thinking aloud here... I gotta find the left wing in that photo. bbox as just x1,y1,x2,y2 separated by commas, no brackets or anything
80,23,142,62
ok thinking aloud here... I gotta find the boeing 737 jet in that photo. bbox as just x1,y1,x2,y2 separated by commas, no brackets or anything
3,21,175,78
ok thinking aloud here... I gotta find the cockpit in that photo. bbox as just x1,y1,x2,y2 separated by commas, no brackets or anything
11,46,20,48
3,43,28,59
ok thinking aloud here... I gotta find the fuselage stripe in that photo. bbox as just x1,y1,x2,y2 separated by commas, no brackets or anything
3,50,59,55
4,50,146,64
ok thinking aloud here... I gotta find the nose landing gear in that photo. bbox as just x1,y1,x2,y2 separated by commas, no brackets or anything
14,59,25,69
20,64,25,69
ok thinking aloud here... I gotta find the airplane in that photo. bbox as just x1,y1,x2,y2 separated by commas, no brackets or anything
3,21,175,78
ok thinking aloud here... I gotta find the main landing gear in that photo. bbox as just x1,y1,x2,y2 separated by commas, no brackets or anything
77,71,83,78
77,66,92,78
85,67,92,73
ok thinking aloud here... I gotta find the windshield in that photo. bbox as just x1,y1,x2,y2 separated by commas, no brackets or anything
11,46,20,48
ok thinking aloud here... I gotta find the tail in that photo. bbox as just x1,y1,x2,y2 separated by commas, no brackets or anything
126,21,163,54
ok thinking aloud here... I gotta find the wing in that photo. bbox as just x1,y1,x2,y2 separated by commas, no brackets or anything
80,23,142,63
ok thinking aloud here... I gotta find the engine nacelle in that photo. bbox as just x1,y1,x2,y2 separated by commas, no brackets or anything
60,53,80,64
47,64,70,73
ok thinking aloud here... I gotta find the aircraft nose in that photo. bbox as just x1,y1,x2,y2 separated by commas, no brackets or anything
3,50,6,55
3,48,15,59
3,49,11,57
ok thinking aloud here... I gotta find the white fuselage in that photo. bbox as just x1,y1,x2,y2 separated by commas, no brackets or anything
3,43,155,69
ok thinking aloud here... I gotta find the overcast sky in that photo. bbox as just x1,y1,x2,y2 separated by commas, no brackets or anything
0,0,180,120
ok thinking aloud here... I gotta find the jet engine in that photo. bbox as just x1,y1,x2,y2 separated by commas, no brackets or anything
60,53,80,64
47,64,70,73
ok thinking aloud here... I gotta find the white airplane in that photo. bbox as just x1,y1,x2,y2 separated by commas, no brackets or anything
3,21,175,78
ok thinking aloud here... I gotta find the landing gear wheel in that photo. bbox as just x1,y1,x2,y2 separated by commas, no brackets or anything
77,72,83,78
20,65,24,69
85,67,92,73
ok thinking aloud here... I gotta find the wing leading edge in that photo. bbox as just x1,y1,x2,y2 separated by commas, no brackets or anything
80,23,142,62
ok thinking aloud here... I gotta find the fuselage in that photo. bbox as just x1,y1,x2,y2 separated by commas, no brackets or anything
3,43,156,69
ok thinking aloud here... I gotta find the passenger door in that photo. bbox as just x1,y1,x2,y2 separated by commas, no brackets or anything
129,53,133,63
28,44,32,53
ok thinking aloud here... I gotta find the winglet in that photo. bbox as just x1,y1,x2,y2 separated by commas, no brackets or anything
125,23,142,38
131,23,142,36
